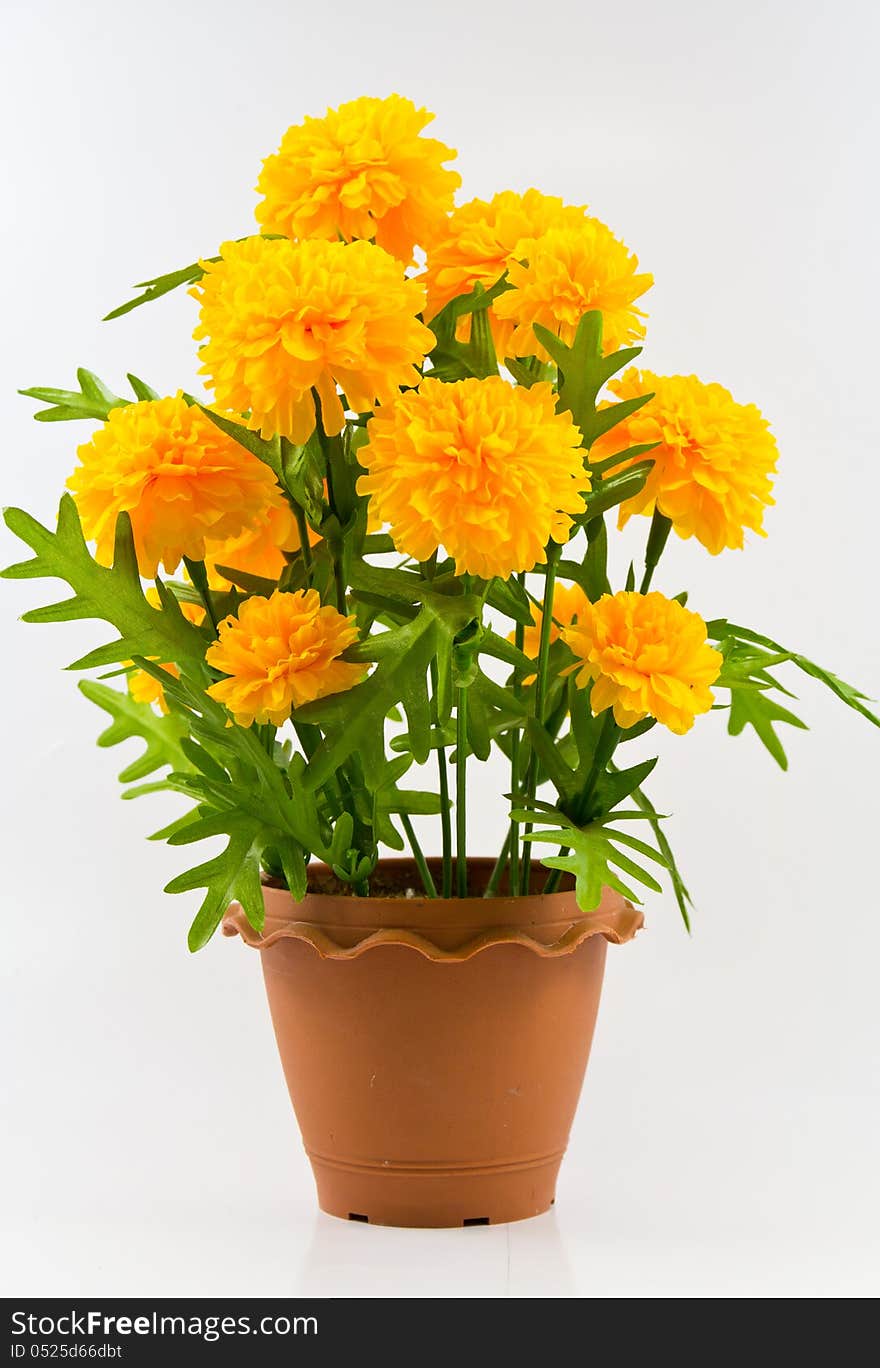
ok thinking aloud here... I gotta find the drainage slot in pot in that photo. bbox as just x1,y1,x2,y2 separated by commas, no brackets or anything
462,1217,490,1226
348,1212,369,1222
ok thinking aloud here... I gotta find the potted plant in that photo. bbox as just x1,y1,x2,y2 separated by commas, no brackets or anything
5,94,877,1228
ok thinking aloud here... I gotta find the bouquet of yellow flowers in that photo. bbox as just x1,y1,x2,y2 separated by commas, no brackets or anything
6,94,877,950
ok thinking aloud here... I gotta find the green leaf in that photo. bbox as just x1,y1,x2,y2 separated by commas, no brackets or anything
165,821,263,952
513,805,668,912
590,441,660,476
426,274,512,381
20,368,128,423
589,756,658,816
347,560,434,606
135,667,325,943
624,774,693,931
709,620,880,732
532,312,648,447
3,498,208,673
484,575,533,626
428,273,512,347
479,630,534,673
586,394,654,444
582,516,611,600
126,373,160,402
198,407,284,480
298,591,480,789
210,565,278,597
727,688,808,770
504,355,554,388
581,461,654,521
104,259,209,322
281,434,325,526
464,284,499,378
526,718,579,802
79,679,190,789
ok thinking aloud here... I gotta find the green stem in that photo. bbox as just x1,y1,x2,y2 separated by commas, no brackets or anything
483,830,512,898
401,814,438,898
520,542,561,894
508,576,526,896
182,557,219,633
431,660,453,899
543,867,564,894
639,508,672,594
455,684,468,897
311,389,347,613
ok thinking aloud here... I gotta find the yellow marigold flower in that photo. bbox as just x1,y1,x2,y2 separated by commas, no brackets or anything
512,582,591,683
423,190,590,350
592,369,778,555
357,377,590,579
255,94,460,264
67,396,279,577
493,219,652,360
206,589,366,728
202,495,319,590
563,590,723,735
193,237,434,444
128,666,171,712
127,592,204,714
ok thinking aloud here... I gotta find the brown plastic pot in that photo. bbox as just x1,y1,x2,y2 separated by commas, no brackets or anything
223,858,642,1228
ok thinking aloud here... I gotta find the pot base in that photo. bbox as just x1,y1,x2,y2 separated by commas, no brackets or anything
311,1153,560,1228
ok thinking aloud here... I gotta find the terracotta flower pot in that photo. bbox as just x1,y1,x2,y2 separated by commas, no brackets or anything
223,858,643,1228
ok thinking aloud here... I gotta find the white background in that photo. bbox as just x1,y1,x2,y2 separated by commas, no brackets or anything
2,0,879,1298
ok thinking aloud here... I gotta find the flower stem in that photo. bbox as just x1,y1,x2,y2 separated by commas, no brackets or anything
508,576,526,896
639,509,672,593
455,683,468,897
311,390,347,613
431,660,453,899
519,541,561,894
401,814,438,897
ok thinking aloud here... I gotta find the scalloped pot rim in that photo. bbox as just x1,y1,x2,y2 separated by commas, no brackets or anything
222,861,645,962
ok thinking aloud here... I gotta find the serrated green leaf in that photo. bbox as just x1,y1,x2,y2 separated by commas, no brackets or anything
515,804,670,912
3,499,208,673
165,825,263,952
589,756,658,816
78,679,190,788
727,688,807,770
581,461,654,521
531,312,649,448
127,373,160,402
623,772,693,931
298,593,479,789
710,620,880,732
20,369,128,423
104,260,209,322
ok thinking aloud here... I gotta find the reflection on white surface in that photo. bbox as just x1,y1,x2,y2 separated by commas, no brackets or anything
293,1209,576,1299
